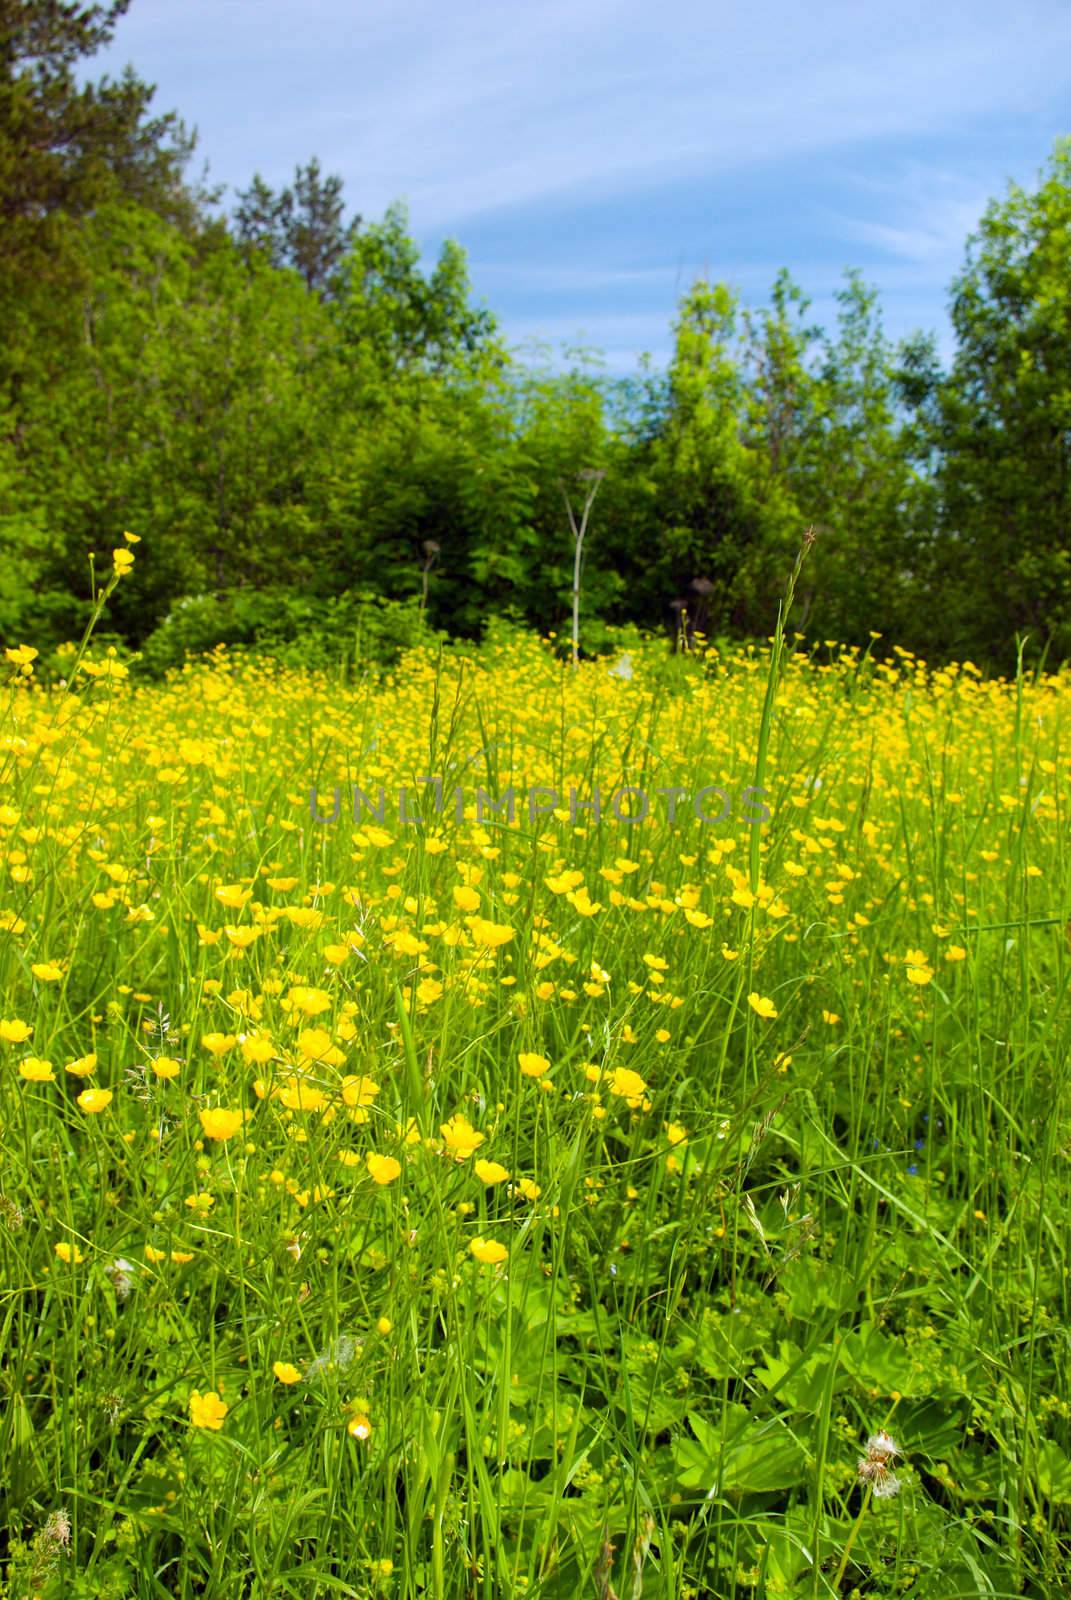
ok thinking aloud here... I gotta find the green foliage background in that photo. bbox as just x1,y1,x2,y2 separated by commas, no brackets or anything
2,2,1070,669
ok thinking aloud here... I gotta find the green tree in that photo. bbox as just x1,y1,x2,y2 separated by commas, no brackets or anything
234,158,359,294
10,203,337,638
641,278,795,640
0,1,201,299
930,138,1071,659
332,203,499,396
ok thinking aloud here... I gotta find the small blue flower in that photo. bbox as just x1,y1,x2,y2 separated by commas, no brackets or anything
907,1164,918,1176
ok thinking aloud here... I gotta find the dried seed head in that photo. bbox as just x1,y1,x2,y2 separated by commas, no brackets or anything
42,1509,71,1547
857,1428,904,1498
106,1258,136,1300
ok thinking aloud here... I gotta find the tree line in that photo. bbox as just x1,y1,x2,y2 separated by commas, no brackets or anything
2,2,1069,670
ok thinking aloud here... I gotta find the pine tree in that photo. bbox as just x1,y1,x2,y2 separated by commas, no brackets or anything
234,157,360,294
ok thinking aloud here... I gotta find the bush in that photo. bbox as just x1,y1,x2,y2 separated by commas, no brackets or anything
136,587,439,677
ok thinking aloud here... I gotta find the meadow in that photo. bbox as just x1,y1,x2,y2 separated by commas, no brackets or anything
2,552,1070,1599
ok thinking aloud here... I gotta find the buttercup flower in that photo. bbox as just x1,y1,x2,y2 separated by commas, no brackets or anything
366,1153,401,1185
470,1237,509,1265
199,1107,243,1141
77,1087,113,1113
189,1389,228,1430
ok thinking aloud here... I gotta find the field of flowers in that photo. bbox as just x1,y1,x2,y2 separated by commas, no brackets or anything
2,561,1071,1597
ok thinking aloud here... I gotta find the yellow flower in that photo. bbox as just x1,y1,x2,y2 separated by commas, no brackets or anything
945,945,967,962
112,547,135,575
77,1087,113,1113
283,907,327,931
273,1361,302,1384
214,882,251,910
285,985,332,1017
468,917,514,950
5,644,38,666
201,1032,236,1058
296,1028,344,1065
473,1159,510,1185
341,1075,380,1110
144,1245,167,1263
608,1067,648,1107
347,1412,372,1440
152,1055,181,1079
31,961,64,982
440,1114,484,1158
366,1153,402,1186
241,1033,276,1065
905,965,933,986
747,992,778,1020
376,1316,393,1335
453,885,481,912
518,1051,550,1078
0,1018,32,1043
470,1237,509,1265
54,1241,84,1264
277,1076,326,1112
515,1178,541,1201
19,1057,54,1082
546,870,584,894
199,1107,244,1141
189,1389,228,1430
66,1053,97,1077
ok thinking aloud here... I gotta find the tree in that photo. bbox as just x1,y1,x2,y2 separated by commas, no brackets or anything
0,1,200,253
642,278,793,639
9,203,338,638
234,157,359,294
0,0,207,416
930,138,1071,659
332,203,499,393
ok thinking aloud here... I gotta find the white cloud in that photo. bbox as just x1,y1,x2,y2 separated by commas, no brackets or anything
104,0,1071,227
94,0,1069,370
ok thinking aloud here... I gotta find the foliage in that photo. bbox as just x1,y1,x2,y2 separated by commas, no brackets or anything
234,157,360,294
2,6,1071,672
137,586,439,676
926,138,1071,659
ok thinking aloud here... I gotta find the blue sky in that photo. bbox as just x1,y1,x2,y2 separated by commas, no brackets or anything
96,0,1070,372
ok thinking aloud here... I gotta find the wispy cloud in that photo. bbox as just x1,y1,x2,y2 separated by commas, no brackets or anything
106,0,1071,225
98,0,1071,369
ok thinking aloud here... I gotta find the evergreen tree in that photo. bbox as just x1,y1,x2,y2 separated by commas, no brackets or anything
234,157,359,294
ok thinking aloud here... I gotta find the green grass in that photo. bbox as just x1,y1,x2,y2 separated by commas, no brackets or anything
1,588,1070,1597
